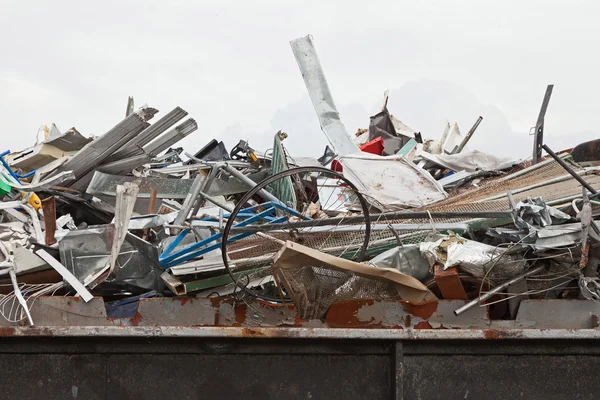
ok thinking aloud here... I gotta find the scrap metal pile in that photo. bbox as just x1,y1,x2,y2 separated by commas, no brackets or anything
2,35,600,327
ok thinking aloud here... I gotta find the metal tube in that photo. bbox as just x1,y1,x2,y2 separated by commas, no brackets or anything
454,265,546,316
220,163,279,203
542,144,597,194
199,191,233,212
454,116,483,154
172,174,205,234
191,165,222,216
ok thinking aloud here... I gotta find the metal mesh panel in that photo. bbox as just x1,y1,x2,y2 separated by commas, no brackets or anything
361,160,599,258
274,266,400,319
228,229,369,271
435,159,581,207
226,160,600,274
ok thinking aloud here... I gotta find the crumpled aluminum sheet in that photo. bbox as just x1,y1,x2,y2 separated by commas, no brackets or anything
487,222,600,251
127,212,178,230
419,233,528,280
368,244,431,281
59,225,162,295
416,148,520,172
514,197,572,230
0,222,30,246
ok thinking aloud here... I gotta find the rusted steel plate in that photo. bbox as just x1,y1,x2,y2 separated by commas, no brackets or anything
41,196,57,245
434,265,468,300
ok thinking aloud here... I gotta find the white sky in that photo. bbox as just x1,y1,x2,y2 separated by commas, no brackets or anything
1,0,599,158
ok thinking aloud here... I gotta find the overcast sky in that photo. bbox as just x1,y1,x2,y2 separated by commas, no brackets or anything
1,0,598,159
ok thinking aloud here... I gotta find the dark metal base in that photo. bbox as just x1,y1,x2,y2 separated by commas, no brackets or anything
1,337,599,399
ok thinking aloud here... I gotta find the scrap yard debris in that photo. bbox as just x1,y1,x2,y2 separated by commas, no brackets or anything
2,34,600,330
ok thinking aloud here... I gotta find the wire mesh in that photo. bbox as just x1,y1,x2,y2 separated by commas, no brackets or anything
274,265,400,319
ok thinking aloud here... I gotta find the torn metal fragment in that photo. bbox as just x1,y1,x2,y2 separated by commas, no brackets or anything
35,249,93,302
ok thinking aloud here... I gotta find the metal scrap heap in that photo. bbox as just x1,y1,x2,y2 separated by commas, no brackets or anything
1,35,600,331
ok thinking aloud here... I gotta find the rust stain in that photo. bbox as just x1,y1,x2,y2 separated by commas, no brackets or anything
238,327,301,338
414,321,432,329
401,300,439,319
326,300,381,328
579,243,591,269
240,327,265,337
209,297,221,307
482,329,524,339
405,315,412,328
131,312,143,326
0,327,17,336
234,304,247,327
178,298,190,306
0,327,55,336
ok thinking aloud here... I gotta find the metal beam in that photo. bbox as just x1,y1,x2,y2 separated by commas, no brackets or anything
532,84,554,164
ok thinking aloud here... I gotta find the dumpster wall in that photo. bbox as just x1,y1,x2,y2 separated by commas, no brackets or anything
1,336,598,399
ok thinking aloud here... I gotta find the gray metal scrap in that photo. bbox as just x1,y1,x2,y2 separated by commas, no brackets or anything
97,154,151,175
290,35,360,156
48,106,158,187
87,169,271,200
172,174,204,233
125,96,134,117
143,118,198,157
110,106,189,160
0,201,43,243
90,172,196,199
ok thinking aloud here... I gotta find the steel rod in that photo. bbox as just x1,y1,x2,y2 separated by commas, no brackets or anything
220,163,279,203
542,144,597,194
454,116,483,154
454,265,546,316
